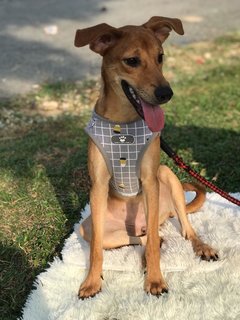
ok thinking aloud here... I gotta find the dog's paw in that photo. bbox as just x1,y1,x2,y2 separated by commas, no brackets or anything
200,246,219,261
193,241,219,261
144,277,168,297
78,277,102,300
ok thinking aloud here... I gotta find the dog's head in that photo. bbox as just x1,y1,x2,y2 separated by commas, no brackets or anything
75,17,184,132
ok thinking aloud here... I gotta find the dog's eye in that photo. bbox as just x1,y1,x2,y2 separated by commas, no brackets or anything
158,53,164,64
123,57,141,67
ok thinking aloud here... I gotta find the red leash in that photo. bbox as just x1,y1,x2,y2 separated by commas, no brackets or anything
160,137,240,207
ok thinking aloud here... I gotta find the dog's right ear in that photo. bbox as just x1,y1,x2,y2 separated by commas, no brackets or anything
74,23,122,56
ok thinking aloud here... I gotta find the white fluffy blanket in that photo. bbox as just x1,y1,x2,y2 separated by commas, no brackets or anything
20,193,240,320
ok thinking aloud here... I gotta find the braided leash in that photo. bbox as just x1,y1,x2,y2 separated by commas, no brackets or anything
160,137,240,207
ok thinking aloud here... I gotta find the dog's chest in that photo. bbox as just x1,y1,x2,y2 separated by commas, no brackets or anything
85,112,159,197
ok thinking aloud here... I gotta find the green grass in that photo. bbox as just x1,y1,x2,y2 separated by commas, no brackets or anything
0,33,240,319
0,117,90,320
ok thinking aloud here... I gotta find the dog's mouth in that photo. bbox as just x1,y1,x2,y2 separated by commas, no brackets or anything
121,80,164,132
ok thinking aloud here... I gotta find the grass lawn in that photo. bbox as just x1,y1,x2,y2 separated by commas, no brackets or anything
0,33,239,320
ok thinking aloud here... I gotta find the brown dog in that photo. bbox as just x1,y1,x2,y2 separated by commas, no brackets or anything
74,16,218,299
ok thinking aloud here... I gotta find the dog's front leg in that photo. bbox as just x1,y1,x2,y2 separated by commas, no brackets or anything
141,137,168,296
78,141,110,299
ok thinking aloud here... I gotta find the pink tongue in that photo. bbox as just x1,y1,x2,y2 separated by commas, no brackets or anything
141,100,164,132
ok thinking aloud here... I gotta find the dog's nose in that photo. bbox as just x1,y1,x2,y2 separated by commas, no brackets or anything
154,86,173,104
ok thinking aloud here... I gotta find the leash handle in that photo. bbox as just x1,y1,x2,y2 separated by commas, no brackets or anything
160,137,240,207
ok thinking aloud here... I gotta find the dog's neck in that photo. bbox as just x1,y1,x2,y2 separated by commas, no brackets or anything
94,77,140,123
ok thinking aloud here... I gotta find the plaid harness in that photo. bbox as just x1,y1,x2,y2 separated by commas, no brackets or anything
85,112,159,197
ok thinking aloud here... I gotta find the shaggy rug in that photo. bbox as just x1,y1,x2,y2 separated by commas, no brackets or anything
20,192,240,320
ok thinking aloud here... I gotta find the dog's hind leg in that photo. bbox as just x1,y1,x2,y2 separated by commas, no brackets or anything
158,165,218,261
80,217,147,249
103,230,147,249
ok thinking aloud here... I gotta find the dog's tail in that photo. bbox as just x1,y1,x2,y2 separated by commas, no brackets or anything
182,182,206,214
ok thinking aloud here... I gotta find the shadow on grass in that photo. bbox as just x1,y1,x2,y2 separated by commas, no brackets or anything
0,116,239,319
162,124,240,191
0,244,33,320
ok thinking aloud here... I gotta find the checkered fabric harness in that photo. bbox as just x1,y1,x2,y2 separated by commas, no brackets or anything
85,112,160,197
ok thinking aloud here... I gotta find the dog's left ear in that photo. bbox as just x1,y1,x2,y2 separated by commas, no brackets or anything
143,16,184,43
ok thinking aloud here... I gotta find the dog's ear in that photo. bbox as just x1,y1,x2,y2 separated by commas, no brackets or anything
74,23,122,55
143,16,184,43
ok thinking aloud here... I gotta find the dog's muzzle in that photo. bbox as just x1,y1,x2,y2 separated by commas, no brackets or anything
121,80,165,132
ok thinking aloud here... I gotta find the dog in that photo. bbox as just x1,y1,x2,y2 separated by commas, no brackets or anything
74,16,218,299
